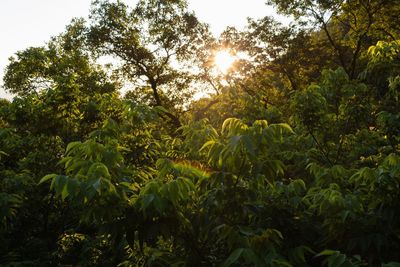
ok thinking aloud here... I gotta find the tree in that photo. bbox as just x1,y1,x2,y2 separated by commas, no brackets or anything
87,0,211,127
2,0,400,265
0,19,125,265
267,0,400,79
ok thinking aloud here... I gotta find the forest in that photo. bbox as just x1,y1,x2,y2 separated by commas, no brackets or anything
1,0,400,266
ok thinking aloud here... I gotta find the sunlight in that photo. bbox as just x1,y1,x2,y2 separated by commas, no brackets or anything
214,50,235,74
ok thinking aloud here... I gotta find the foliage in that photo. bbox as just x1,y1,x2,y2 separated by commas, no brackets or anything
1,0,400,266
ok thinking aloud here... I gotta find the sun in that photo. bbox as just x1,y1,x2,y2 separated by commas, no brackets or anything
214,50,236,74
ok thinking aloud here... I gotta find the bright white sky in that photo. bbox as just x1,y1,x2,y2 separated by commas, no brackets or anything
0,0,279,99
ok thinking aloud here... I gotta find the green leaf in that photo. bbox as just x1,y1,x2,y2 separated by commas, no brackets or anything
154,105,169,114
292,179,306,194
276,123,294,134
291,246,310,263
167,181,179,204
242,249,263,266
222,118,248,136
221,248,245,267
328,253,346,267
61,184,70,201
52,175,67,194
39,174,56,185
87,162,111,179
316,250,338,257
242,135,255,156
200,140,217,152
66,179,80,197
65,141,82,155
92,178,102,194
141,194,155,210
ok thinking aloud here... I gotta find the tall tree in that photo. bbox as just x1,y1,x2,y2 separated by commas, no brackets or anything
87,0,211,126
267,0,400,79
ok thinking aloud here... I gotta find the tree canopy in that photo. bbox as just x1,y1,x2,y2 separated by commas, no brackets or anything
1,0,400,266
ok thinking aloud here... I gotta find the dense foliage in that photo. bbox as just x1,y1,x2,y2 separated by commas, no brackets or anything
1,0,400,266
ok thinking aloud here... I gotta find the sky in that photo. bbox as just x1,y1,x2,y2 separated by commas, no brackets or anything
0,0,279,100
